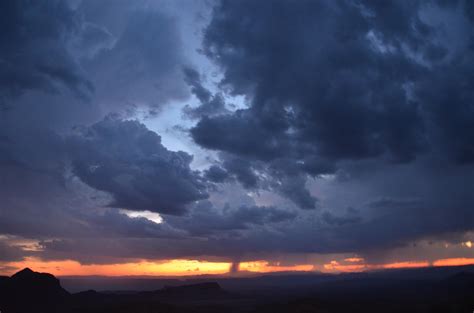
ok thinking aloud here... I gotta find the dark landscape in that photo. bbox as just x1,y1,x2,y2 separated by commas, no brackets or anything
1,266,474,313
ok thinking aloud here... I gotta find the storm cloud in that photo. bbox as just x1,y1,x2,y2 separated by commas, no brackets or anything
1,0,474,268
68,116,208,215
0,0,93,101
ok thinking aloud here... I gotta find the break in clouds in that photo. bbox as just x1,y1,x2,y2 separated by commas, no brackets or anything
1,0,474,266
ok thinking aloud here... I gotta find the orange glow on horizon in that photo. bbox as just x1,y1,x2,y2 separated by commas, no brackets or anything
2,256,474,277
381,261,430,269
433,258,474,267
323,260,366,272
239,260,314,273
1,258,231,277
344,257,364,263
321,260,430,273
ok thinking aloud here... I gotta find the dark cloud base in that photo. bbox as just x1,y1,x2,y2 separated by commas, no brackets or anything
1,0,474,266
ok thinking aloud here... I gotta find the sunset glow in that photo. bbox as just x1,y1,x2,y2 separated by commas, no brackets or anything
239,261,315,273
382,261,430,269
322,260,367,272
433,258,474,267
321,260,433,273
1,258,231,277
3,257,474,277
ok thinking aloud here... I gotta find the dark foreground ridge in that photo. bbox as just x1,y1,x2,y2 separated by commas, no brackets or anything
1,267,474,312
0,268,70,313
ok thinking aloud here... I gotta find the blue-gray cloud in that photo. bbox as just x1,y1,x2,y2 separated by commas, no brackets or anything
0,0,93,102
68,116,208,215
1,0,474,265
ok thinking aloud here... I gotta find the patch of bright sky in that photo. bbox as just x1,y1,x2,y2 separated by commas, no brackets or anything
120,209,163,224
135,0,248,171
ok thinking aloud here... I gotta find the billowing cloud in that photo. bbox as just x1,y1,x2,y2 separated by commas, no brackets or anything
166,200,296,236
0,0,92,102
182,67,229,119
82,7,190,112
68,116,208,214
1,0,474,270
185,0,474,250
187,0,431,208
0,0,208,257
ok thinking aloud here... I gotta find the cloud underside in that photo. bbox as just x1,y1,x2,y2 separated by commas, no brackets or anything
1,0,474,265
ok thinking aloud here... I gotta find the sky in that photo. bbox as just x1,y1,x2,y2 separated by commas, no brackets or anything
1,0,474,277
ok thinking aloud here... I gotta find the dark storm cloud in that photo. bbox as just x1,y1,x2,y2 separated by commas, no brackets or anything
22,165,474,264
0,0,93,102
317,158,474,253
192,109,291,161
166,201,296,236
367,197,422,210
322,207,361,226
187,0,442,209
82,5,190,112
195,0,430,162
0,168,181,242
73,22,115,59
184,0,474,250
182,67,229,119
0,0,205,247
0,0,192,184
203,165,230,183
29,159,474,262
2,0,474,266
278,175,318,210
415,57,474,163
220,155,260,189
0,126,65,178
68,116,208,215
0,166,74,238
188,0,474,200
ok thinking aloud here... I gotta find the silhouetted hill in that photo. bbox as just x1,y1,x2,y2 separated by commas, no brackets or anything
10,268,69,296
0,268,70,313
0,275,9,288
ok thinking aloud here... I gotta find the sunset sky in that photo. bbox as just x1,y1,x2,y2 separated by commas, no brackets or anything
1,0,474,277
